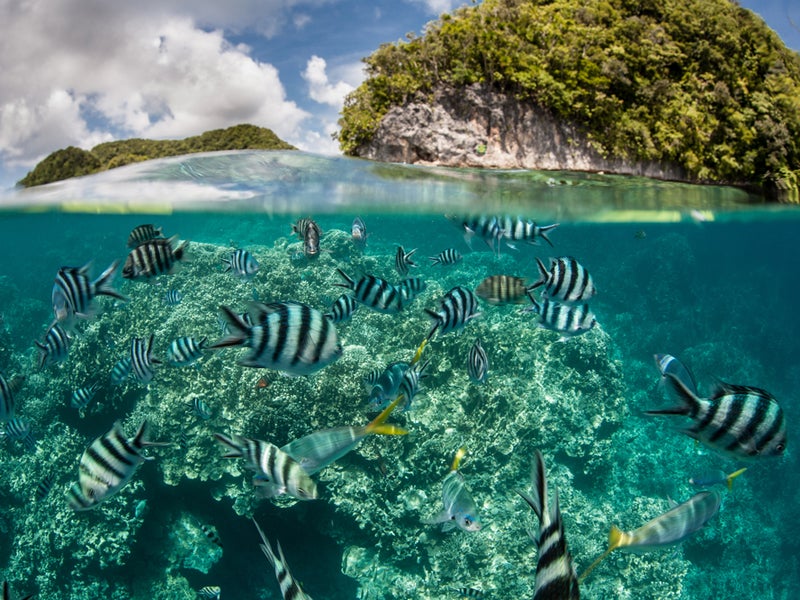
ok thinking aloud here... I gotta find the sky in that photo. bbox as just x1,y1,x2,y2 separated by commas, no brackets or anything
0,0,798,190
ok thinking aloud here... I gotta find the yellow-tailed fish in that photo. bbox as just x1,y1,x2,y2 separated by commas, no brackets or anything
281,395,407,475
425,447,482,532
410,337,427,366
689,467,746,490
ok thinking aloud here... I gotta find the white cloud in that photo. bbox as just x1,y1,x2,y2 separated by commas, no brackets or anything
302,55,356,109
405,0,467,15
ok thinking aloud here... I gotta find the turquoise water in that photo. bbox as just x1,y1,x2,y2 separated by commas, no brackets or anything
0,151,797,599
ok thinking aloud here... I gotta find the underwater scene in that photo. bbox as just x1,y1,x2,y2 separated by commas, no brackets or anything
0,151,798,599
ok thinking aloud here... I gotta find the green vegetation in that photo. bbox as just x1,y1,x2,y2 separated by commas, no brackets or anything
337,0,800,196
18,124,295,187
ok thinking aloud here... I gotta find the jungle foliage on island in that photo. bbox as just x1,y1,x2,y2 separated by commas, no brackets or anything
337,0,800,192
18,124,295,187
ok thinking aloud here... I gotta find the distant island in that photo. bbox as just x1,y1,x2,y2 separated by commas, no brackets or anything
337,0,800,201
18,124,295,187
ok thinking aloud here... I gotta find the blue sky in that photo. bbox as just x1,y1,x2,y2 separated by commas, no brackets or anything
0,0,797,190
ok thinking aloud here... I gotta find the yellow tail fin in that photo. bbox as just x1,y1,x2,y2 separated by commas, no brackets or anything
578,526,624,583
726,468,747,490
365,395,408,436
451,447,467,471
410,338,428,366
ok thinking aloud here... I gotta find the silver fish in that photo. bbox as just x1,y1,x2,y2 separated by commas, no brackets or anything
426,448,481,532
351,216,368,249
654,354,698,396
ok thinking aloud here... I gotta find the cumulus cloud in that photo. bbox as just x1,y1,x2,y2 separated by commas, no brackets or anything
302,55,357,109
405,0,466,15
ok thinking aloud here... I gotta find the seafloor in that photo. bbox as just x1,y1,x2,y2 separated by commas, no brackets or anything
0,212,797,599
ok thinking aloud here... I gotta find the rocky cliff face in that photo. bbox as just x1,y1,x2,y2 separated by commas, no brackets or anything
356,84,688,181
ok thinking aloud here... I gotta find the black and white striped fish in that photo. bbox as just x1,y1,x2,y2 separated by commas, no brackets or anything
398,358,430,410
530,256,596,304
191,397,213,420
253,519,314,600
163,289,183,306
646,375,787,460
71,382,101,410
36,324,71,369
122,236,188,280
223,249,259,278
467,339,488,384
292,217,318,239
496,216,559,248
4,417,36,452
335,269,405,314
211,302,342,376
0,373,23,422
197,586,221,600
450,588,484,598
516,451,580,600
127,224,164,248
201,524,223,548
292,217,321,259
166,336,207,367
475,275,528,305
214,433,318,500
425,286,480,340
110,356,132,385
52,261,127,325
448,215,506,255
324,294,359,323
395,245,418,276
367,361,410,412
35,472,56,501
130,335,161,383
67,420,161,510
398,277,427,302
430,248,462,266
526,296,596,339
654,354,698,396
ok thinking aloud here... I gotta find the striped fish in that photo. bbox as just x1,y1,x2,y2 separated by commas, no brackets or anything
253,518,314,600
324,294,359,323
67,420,161,511
130,335,161,383
351,216,368,250
36,323,71,369
517,451,580,599
197,586,221,600
127,224,164,248
166,336,207,366
52,261,127,325
527,296,596,339
35,472,56,501
367,361,409,412
362,367,384,390
0,373,23,422
163,289,183,306
450,588,484,598
122,236,188,280
211,302,342,376
110,356,132,385
425,286,480,340
467,339,488,384
398,277,427,302
448,215,506,255
530,256,595,304
4,417,36,452
397,358,430,410
425,447,481,532
201,524,223,548
214,433,318,500
654,354,698,396
71,382,101,410
395,245,418,276
191,397,213,420
475,275,528,305
496,216,559,247
282,395,407,475
430,248,462,266
335,269,404,314
646,374,787,460
223,249,259,278
292,217,320,239
293,217,321,259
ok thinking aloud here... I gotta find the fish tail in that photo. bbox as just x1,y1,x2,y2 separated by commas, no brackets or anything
131,419,151,449
451,446,467,471
726,467,747,490
94,260,128,302
213,432,245,458
644,372,701,417
528,256,548,290
365,394,408,436
334,268,355,289
530,450,546,520
608,525,627,550
539,223,559,247
208,306,250,348
428,256,441,265
174,239,189,261
424,309,441,341
410,338,427,366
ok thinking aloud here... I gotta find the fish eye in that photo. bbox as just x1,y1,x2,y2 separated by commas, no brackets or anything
777,443,785,453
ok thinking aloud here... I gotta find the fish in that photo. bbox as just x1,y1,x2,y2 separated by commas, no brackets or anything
201,524,223,548
448,215,506,255
163,289,183,306
334,269,404,314
367,361,410,413
526,296,596,339
67,419,163,510
52,261,127,325
282,395,408,475
450,588,484,598
191,397,213,420
0,373,24,422
688,468,747,490
223,249,259,278
256,373,278,390
197,586,221,600
653,354,698,396
71,382,101,411
646,374,787,460
467,339,488,384
425,286,480,340
122,236,188,280
36,323,71,369
429,248,463,266
293,217,321,259
516,451,580,600
127,224,164,248
426,447,481,532
474,275,528,305
253,518,314,600
351,216,368,249
529,256,596,304
634,229,647,240
130,335,161,383
166,336,207,367
362,367,383,389
35,471,56,501
214,432,318,500
324,294,359,323
110,356,132,385
292,217,319,239
394,245,418,276
4,417,36,452
1,581,33,600
495,216,559,247
397,358,430,411
398,277,427,302
211,302,342,376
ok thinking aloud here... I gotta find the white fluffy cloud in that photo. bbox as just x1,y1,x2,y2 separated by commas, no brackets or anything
405,0,467,15
302,55,356,109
